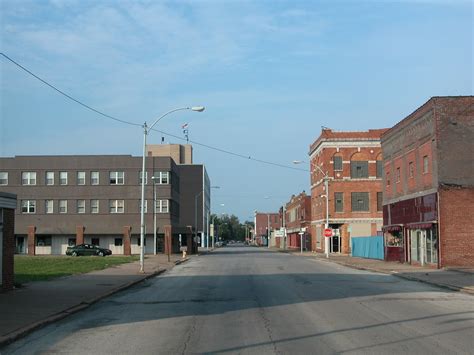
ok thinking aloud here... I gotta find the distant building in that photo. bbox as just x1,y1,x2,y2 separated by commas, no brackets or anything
0,145,210,255
284,191,311,250
254,212,280,246
309,128,388,254
382,96,474,268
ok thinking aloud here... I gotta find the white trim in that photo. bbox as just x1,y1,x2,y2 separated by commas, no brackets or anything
310,141,381,158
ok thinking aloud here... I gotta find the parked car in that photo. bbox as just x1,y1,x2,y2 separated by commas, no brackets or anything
66,244,112,257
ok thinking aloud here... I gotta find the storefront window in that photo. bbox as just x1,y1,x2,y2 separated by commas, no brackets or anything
385,230,403,247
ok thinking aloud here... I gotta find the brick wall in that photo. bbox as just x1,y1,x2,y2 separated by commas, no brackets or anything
2,208,15,291
439,187,474,267
255,213,280,237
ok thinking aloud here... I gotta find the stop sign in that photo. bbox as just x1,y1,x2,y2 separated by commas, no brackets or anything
324,228,333,237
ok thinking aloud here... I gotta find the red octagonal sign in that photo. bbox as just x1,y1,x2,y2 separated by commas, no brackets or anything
324,228,333,237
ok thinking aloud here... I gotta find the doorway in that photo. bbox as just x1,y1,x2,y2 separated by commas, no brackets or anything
16,236,26,254
331,235,341,253
409,228,438,266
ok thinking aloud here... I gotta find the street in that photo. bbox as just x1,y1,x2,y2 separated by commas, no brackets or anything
4,246,474,354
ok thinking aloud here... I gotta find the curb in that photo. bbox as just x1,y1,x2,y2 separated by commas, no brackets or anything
0,268,167,349
311,256,474,296
175,258,190,265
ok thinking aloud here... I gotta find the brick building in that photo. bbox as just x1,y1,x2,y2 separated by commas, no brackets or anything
284,191,311,250
309,128,388,254
253,212,280,246
0,145,211,256
1,192,16,291
382,96,474,268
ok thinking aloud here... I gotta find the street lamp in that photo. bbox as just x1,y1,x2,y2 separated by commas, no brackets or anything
194,186,220,252
139,106,205,273
294,160,330,258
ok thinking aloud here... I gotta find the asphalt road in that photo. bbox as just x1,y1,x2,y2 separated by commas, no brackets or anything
4,246,474,354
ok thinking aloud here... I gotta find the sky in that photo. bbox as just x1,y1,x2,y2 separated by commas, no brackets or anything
1,0,472,222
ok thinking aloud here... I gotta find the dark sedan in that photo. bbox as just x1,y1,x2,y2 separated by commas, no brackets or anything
66,244,112,257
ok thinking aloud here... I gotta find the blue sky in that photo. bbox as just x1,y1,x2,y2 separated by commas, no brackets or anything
1,0,472,221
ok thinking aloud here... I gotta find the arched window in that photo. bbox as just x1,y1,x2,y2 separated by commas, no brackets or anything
332,154,343,171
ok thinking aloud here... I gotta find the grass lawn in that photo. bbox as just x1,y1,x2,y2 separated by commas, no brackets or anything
14,255,140,285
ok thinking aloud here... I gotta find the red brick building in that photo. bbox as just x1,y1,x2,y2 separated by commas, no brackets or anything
309,128,388,254
253,212,280,246
284,191,311,250
1,192,16,291
382,96,474,268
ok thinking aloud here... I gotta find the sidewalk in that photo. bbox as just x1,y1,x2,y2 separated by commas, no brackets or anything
278,249,474,295
0,254,188,348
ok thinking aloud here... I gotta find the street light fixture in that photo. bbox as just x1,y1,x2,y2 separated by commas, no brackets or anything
139,106,205,273
294,160,330,258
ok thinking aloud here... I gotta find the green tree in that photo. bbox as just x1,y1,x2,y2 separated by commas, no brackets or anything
210,214,253,241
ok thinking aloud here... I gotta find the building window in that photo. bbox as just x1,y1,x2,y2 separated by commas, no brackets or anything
91,171,99,185
0,172,8,185
409,162,414,178
77,200,85,214
155,199,169,213
59,200,68,213
91,238,100,246
351,192,369,212
377,192,383,212
45,200,54,214
68,238,76,246
114,238,123,246
153,171,169,184
396,167,401,183
109,200,124,213
21,200,36,213
350,161,368,178
91,199,99,214
386,172,391,187
139,199,148,213
333,156,343,171
59,171,68,185
109,171,124,185
77,171,86,185
139,171,148,184
22,172,37,185
376,161,383,178
423,155,429,174
46,171,54,185
36,236,52,247
334,192,343,212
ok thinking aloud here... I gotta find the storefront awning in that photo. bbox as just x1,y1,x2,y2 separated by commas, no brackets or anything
382,225,402,232
406,222,436,229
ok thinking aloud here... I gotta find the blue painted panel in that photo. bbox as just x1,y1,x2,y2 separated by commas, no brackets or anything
351,236,384,260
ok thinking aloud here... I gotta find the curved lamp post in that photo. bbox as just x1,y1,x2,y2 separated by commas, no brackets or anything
139,106,205,273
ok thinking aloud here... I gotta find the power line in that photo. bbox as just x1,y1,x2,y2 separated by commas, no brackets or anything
1,52,309,173
1,52,141,127
150,127,309,172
